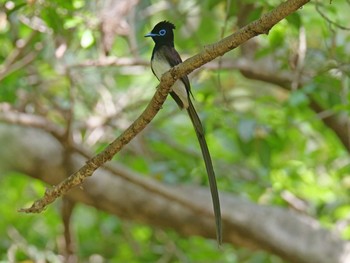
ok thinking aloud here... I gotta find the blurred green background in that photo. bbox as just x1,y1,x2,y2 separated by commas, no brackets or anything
0,0,349,262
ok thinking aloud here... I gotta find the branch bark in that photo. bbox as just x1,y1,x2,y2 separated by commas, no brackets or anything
1,124,349,263
19,0,311,214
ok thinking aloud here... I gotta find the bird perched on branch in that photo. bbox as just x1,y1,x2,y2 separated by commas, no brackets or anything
145,21,222,245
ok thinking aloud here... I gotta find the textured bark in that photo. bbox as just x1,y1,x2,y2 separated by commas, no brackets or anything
1,124,349,263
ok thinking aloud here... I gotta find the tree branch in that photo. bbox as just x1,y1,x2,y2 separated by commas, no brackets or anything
0,31,40,82
0,109,64,140
19,0,311,214
68,56,149,68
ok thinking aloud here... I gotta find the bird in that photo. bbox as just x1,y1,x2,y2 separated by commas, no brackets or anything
145,21,222,245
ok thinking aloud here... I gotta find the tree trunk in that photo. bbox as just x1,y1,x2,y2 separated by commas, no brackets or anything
1,123,349,263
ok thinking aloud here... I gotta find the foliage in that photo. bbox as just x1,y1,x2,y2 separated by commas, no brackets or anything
0,0,349,262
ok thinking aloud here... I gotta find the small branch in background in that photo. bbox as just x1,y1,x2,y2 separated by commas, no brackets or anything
281,190,309,213
315,1,350,30
120,222,142,256
18,14,52,33
0,31,37,67
99,0,140,55
0,31,41,82
68,56,248,70
63,69,76,146
310,100,350,152
0,108,64,140
126,6,140,58
7,227,61,261
291,26,307,90
68,56,148,68
237,59,350,152
60,198,77,263
0,52,38,82
340,70,350,153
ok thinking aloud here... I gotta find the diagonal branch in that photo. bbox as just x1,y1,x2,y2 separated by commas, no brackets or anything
0,31,40,82
19,0,310,213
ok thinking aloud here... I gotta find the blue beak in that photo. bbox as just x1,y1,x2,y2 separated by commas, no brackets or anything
145,32,158,37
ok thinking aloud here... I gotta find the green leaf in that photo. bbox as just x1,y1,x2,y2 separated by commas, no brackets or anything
286,13,301,28
288,90,309,107
247,6,264,23
269,26,284,48
256,139,271,168
238,119,256,142
80,29,94,48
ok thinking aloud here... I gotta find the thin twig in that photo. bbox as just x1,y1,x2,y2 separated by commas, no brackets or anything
0,110,64,140
0,31,40,81
69,57,148,68
315,1,350,30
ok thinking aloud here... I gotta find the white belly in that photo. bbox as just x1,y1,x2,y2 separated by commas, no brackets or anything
151,58,189,109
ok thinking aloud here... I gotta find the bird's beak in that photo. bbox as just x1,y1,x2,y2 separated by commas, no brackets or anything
144,32,158,37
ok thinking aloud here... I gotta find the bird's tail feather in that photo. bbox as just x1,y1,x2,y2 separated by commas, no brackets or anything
187,100,222,245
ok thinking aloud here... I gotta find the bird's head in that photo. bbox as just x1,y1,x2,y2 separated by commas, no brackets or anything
145,21,175,45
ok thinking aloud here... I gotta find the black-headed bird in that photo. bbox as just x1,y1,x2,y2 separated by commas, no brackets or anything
145,21,222,245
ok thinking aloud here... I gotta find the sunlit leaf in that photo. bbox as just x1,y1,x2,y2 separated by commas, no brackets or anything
80,29,94,48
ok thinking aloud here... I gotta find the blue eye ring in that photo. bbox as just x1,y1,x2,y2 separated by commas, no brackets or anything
159,29,166,36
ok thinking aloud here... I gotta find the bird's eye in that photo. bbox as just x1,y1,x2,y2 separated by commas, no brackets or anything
159,29,166,36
